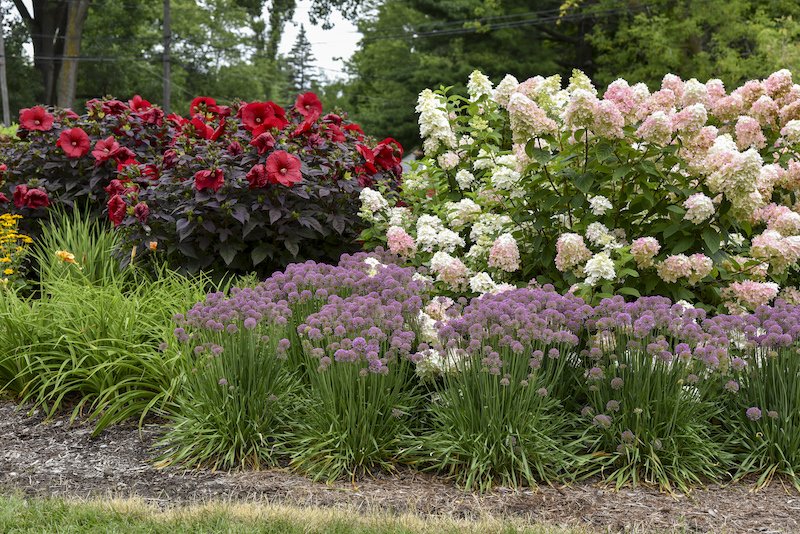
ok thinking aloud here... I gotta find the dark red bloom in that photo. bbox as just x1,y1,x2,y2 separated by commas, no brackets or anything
13,184,28,207
107,194,127,227
190,116,215,139
249,131,275,154
227,140,243,156
291,120,314,137
57,128,91,158
357,172,375,188
373,137,403,170
92,136,121,165
246,164,269,189
62,109,80,120
162,149,178,169
105,179,129,197
167,113,188,128
86,99,103,115
190,97,218,118
0,193,8,203
139,108,164,126
342,123,364,138
266,151,302,187
295,92,323,121
216,105,233,119
242,102,273,131
0,163,7,173
323,113,342,126
102,100,129,116
195,169,224,192
19,106,55,131
112,146,137,164
128,95,152,112
324,123,345,143
26,188,50,209
134,202,149,223
356,144,377,174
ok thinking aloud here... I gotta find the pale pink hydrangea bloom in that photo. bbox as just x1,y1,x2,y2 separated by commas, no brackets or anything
732,79,766,107
723,280,779,311
492,74,520,108
702,136,765,218
748,95,779,126
655,254,693,283
683,193,715,224
429,251,469,289
516,76,545,98
764,69,793,98
661,73,685,99
555,233,592,271
593,100,625,138
751,230,800,273
488,233,521,272
772,210,800,236
687,254,713,284
512,143,534,172
424,296,455,322
635,111,674,145
778,99,800,127
603,79,637,119
780,120,800,144
735,116,767,150
564,88,600,131
631,237,660,268
672,103,707,133
712,94,744,122
584,252,616,286
681,78,711,108
779,159,800,190
681,125,719,167
778,285,800,306
706,79,727,104
386,226,417,259
637,88,676,121
506,93,558,144
437,151,460,170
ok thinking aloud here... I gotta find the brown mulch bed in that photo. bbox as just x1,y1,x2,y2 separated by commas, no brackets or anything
1,398,798,533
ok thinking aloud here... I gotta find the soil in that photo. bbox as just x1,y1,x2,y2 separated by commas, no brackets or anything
1,398,798,533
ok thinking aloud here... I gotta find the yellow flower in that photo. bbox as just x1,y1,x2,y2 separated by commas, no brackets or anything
56,250,77,264
3,268,13,275
0,278,6,287
0,258,10,263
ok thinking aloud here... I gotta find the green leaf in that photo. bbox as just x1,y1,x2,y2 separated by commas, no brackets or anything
285,240,300,258
595,142,614,162
617,286,641,298
251,244,273,266
612,164,632,181
218,243,238,266
663,224,681,239
618,268,639,278
671,234,695,255
703,227,720,254
574,173,594,194
527,145,553,164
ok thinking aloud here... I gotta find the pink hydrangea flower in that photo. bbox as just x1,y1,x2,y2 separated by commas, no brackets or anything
488,233,521,272
683,193,715,224
555,233,592,271
735,115,767,150
631,237,660,268
386,226,417,259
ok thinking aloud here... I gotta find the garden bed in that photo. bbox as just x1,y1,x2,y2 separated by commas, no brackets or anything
1,398,797,534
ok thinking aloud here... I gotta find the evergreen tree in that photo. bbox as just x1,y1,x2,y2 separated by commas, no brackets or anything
284,24,319,103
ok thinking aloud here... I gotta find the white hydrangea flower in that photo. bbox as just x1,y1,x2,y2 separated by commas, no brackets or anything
781,119,800,144
359,188,388,212
363,257,384,277
473,148,495,170
728,233,745,247
436,228,466,253
387,206,413,227
589,195,613,216
455,169,476,190
585,222,611,246
445,198,481,228
416,88,457,153
469,272,497,294
584,252,616,286
467,70,493,101
490,165,521,190
492,74,519,107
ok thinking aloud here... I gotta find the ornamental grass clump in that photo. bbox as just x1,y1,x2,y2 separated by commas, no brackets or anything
159,288,296,470
710,300,800,489
289,266,430,481
579,296,730,492
421,287,588,491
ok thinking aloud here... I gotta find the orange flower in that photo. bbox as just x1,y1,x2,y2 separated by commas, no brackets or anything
56,250,76,264
149,241,158,252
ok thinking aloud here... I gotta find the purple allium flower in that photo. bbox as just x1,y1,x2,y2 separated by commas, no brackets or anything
651,439,662,450
593,414,613,428
500,377,510,386
581,406,594,418
158,342,169,352
194,345,205,355
686,374,699,384
589,385,599,392
218,378,228,386
588,367,604,380
529,359,541,370
548,348,560,359
617,444,627,454
537,387,548,396
520,380,529,387
391,409,403,419
606,400,620,412
730,357,746,371
226,323,238,334
724,380,740,393
244,317,257,330
610,377,624,390
746,407,762,421
173,327,185,338
768,410,778,419
621,430,635,444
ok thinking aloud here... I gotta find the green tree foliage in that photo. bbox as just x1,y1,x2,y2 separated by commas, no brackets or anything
1,6,43,117
282,24,320,103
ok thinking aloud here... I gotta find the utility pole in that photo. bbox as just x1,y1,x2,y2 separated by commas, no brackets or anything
163,0,171,114
0,24,10,126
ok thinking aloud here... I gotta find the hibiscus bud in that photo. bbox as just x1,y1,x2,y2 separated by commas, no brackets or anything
134,202,149,223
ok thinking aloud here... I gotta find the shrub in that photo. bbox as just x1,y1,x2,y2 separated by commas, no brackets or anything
360,69,800,312
1,95,404,277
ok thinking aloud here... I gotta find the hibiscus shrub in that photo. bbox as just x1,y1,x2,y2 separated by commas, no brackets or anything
0,94,404,276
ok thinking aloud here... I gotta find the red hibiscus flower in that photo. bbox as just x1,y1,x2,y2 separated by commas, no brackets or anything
92,136,121,165
249,131,275,154
162,149,178,169
0,163,7,173
266,151,302,187
324,123,345,143
62,109,80,120
104,178,137,197
195,169,224,192
216,105,233,119
356,144,377,175
26,188,50,209
228,140,243,156
57,128,91,158
295,92,322,121
291,120,314,138
134,202,149,223
242,102,273,131
13,184,28,207
139,108,164,126
107,194,127,227
190,116,215,139
112,146,136,164
102,100,129,116
128,95,152,112
167,113,188,128
246,164,269,189
374,137,403,170
190,97,218,118
19,106,55,131
0,193,8,203
342,123,364,138
323,113,342,126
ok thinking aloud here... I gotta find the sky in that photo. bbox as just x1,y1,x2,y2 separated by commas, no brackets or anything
276,0,362,81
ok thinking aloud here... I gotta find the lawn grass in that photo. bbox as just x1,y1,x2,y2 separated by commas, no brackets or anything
0,492,596,534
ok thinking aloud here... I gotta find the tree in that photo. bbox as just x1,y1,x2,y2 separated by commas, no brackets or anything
284,24,319,100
